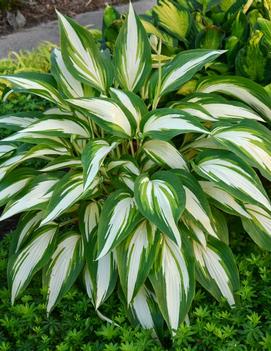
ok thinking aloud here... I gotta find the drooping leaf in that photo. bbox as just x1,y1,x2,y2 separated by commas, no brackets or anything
149,236,195,332
194,150,271,212
116,220,159,304
0,73,66,107
193,237,239,306
67,97,136,138
150,49,225,98
141,108,208,140
9,224,58,304
44,232,84,313
212,121,271,181
134,171,185,246
41,172,98,225
0,168,36,207
97,190,142,259
199,181,251,218
17,115,90,138
81,202,118,309
142,139,187,170
242,204,271,251
197,76,271,121
0,174,59,221
82,140,117,191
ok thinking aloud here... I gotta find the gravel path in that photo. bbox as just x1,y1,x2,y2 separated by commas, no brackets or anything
0,0,155,58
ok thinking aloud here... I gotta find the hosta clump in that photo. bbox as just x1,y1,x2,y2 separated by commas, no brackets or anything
1,3,271,338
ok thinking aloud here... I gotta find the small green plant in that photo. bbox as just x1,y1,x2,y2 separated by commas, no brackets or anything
103,0,271,85
1,3,271,339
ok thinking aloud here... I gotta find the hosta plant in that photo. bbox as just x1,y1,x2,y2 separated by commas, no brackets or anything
1,3,271,338
103,0,271,85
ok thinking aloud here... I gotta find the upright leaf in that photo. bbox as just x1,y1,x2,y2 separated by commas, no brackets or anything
114,3,152,92
51,48,85,98
57,11,112,92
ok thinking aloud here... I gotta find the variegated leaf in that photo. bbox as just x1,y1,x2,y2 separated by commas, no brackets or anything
67,97,135,138
193,237,239,306
110,87,148,131
57,11,112,92
10,212,44,254
149,236,194,332
242,204,271,251
170,102,215,121
97,190,142,259
82,140,117,191
175,171,217,239
81,202,117,308
134,171,185,246
116,220,158,304
0,168,35,207
194,150,271,212
0,112,39,130
142,139,187,170
129,285,164,335
0,175,59,221
114,3,152,92
40,156,81,172
141,108,208,140
41,172,98,225
198,99,265,122
83,252,117,309
51,48,85,98
0,72,66,107
18,115,90,138
199,181,251,218
0,143,16,158
197,76,271,121
44,233,84,313
8,224,58,304
212,121,271,181
150,49,225,98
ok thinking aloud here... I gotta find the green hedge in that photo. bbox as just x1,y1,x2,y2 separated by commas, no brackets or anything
1,223,271,351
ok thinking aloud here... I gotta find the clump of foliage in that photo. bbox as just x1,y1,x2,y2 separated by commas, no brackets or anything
1,3,271,339
103,0,271,85
1,229,271,350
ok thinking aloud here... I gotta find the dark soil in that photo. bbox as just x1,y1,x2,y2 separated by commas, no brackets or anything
0,0,129,36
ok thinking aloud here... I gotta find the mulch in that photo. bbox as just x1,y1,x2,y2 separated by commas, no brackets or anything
0,0,128,36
